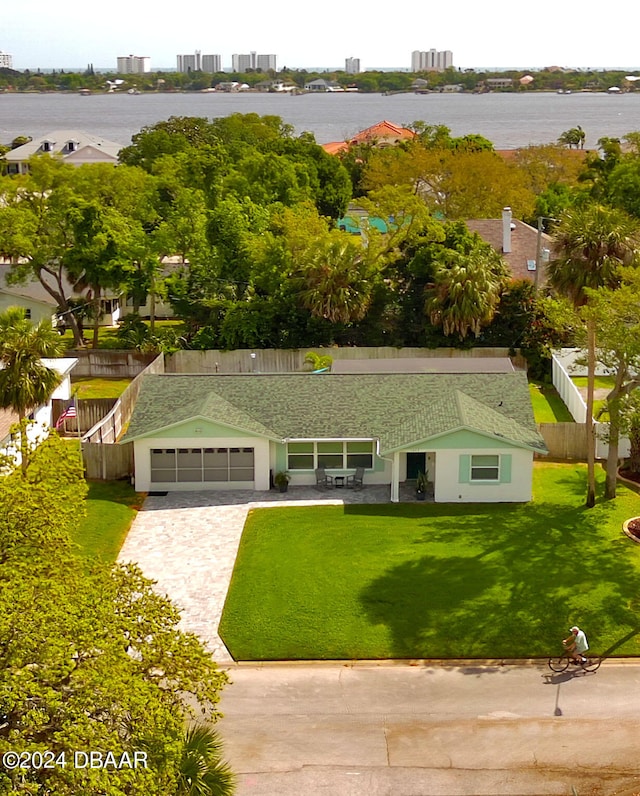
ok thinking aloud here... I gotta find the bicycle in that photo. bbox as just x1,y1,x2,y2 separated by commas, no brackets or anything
547,650,601,673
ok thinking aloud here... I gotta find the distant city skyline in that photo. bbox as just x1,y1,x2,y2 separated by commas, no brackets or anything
2,0,639,72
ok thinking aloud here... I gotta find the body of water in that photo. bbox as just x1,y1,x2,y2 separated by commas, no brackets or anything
1,91,640,150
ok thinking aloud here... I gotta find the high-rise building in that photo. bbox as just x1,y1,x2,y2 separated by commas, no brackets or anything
345,57,360,74
201,54,222,73
117,55,150,74
177,51,200,72
256,53,277,71
411,49,453,72
232,52,277,72
176,52,222,73
0,50,13,69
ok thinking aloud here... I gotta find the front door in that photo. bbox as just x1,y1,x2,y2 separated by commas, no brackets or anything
406,452,426,480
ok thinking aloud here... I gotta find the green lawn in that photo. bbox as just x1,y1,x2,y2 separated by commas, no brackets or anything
219,463,640,661
572,376,615,420
59,320,186,352
572,376,616,391
528,381,574,422
72,377,133,399
74,480,143,563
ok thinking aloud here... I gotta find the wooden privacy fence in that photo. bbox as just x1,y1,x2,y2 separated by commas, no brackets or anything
83,354,165,444
537,423,588,461
64,350,157,378
167,347,527,374
52,398,116,436
82,441,134,480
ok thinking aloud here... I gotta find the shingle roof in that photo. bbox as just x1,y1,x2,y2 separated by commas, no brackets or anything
122,372,547,453
4,130,122,164
466,218,555,284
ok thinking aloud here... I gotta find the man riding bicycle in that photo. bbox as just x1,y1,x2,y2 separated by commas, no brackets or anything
563,626,588,664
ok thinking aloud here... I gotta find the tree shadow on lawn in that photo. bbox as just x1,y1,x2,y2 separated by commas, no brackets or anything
358,493,640,660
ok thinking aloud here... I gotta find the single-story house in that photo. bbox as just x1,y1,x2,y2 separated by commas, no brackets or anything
1,262,122,328
3,130,123,174
304,78,343,92
121,368,547,502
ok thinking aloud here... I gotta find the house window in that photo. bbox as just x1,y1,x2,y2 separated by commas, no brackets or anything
287,441,374,470
470,454,500,481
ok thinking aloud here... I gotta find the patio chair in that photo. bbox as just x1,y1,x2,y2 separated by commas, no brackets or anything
315,467,334,489
346,466,365,490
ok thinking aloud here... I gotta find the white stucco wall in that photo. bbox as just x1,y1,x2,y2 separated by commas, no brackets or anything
435,447,534,503
133,436,271,492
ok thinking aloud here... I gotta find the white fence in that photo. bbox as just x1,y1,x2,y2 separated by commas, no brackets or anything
551,349,630,459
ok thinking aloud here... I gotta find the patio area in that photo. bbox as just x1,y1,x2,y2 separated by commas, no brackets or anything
143,481,434,510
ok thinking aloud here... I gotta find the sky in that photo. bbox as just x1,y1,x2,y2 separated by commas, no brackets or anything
2,0,639,72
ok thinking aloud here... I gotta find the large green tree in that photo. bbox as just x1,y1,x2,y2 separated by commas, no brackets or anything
547,204,640,506
581,274,640,499
0,431,232,795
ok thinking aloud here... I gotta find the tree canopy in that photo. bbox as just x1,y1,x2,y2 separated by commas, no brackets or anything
0,430,231,795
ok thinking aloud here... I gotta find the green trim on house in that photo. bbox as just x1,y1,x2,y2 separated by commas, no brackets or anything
144,417,263,440
426,428,525,451
458,454,471,484
500,454,512,484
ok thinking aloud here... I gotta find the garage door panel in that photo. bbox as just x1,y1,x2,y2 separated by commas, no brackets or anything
152,447,255,486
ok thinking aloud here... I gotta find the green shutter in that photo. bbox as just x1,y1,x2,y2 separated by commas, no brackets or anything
500,454,512,484
458,454,470,484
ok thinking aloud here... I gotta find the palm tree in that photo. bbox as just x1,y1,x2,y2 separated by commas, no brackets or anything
558,125,586,150
176,724,236,796
297,233,376,325
425,249,509,339
547,204,640,506
0,306,64,471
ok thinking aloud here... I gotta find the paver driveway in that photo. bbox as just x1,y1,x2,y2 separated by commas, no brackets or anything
118,485,393,663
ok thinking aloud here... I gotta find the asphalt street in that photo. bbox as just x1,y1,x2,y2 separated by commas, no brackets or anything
217,661,640,796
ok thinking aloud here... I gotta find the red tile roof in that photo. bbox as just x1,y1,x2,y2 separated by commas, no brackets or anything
321,120,415,154
349,120,416,145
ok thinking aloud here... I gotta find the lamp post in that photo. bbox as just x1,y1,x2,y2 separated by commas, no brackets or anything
534,216,558,292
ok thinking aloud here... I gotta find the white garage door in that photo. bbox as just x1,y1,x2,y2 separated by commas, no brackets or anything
150,447,255,484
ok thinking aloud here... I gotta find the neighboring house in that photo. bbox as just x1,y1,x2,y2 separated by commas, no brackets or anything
3,130,123,175
121,365,547,502
0,262,121,328
304,78,343,92
466,207,554,285
483,78,514,89
0,357,77,455
254,79,294,92
322,119,416,155
0,263,59,325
